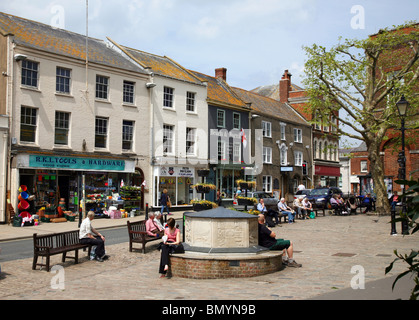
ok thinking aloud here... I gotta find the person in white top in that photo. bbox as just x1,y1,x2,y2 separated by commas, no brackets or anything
277,198,295,223
297,183,305,191
79,211,107,262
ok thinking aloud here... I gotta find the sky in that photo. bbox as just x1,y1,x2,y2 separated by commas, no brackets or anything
0,0,418,146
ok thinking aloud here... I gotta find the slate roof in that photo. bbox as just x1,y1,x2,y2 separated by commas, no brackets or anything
0,12,146,74
232,87,309,127
108,39,204,85
189,70,249,110
251,83,304,101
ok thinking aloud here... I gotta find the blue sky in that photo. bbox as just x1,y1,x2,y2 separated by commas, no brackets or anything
1,0,417,90
0,0,417,146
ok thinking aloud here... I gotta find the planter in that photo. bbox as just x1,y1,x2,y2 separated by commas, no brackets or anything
193,203,213,211
195,185,211,193
238,199,256,206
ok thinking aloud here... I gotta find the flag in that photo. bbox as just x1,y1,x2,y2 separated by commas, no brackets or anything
241,128,247,148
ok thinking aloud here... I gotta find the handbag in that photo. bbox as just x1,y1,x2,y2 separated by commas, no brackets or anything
167,198,172,208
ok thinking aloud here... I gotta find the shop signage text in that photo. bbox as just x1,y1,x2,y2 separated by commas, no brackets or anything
29,155,125,171
159,166,194,177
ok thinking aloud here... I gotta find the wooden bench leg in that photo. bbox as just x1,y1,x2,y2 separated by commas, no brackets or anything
32,254,38,270
46,255,51,272
75,249,79,264
62,252,66,263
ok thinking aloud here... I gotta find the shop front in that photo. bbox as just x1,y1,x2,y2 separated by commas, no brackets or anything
314,164,341,188
12,153,140,220
153,166,196,209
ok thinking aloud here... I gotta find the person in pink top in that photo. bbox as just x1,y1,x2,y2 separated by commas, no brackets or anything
159,217,183,278
145,212,164,237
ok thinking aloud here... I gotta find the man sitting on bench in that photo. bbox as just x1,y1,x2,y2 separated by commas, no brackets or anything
79,211,108,262
277,198,295,224
257,214,302,267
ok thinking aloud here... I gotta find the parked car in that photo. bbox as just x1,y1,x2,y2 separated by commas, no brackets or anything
294,189,313,200
234,191,278,211
306,187,343,209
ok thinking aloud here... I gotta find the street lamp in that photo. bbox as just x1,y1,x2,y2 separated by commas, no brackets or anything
396,95,409,235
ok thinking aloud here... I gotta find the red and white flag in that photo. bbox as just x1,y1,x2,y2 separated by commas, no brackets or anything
241,128,247,148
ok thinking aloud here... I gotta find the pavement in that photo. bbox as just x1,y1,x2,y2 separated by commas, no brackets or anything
0,209,417,301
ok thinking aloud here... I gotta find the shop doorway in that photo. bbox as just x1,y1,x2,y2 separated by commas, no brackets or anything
132,168,144,209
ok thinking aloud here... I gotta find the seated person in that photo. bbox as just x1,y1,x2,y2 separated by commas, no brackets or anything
257,198,279,225
330,194,341,214
389,191,400,211
302,197,312,219
336,194,347,214
79,211,108,262
346,196,357,214
277,198,295,224
293,196,307,219
257,214,301,268
361,193,374,213
146,212,164,237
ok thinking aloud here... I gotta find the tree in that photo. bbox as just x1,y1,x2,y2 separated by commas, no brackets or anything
303,22,419,214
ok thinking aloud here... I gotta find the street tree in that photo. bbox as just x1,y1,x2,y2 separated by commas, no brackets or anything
303,22,419,215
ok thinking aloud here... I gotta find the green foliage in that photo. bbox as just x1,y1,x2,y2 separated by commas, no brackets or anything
385,179,419,300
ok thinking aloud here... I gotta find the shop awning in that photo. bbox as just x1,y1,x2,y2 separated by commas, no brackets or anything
315,165,340,177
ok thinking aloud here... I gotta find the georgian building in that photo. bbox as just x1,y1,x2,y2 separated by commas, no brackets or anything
0,12,152,223
108,40,209,209
252,70,341,188
232,87,312,201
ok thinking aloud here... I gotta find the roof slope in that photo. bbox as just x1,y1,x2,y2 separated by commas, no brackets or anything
0,11,146,74
109,40,203,85
189,70,249,109
232,87,309,126
251,83,304,101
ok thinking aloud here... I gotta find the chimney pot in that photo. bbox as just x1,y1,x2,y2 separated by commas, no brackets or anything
215,67,227,81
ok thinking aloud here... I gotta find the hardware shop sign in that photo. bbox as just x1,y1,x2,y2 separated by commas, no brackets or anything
28,155,126,171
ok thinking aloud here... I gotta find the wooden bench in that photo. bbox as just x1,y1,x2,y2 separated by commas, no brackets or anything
32,230,91,271
127,220,162,254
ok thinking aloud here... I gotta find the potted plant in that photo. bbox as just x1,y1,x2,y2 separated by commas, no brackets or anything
237,196,257,206
236,179,256,190
191,183,216,193
190,199,218,211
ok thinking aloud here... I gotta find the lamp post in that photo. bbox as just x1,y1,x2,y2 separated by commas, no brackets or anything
396,95,409,235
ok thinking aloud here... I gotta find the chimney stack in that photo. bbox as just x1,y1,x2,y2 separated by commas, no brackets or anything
279,69,292,103
215,67,227,81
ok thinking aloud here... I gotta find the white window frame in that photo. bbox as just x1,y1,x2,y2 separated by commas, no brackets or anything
280,122,286,140
263,147,272,164
262,121,272,138
95,116,108,149
218,139,226,161
263,175,272,193
123,80,135,105
280,143,287,165
56,67,71,94
293,128,302,143
360,160,368,173
96,75,109,100
233,112,241,129
21,60,39,88
233,141,241,164
186,91,196,112
54,111,70,146
294,151,303,166
122,120,134,151
163,124,174,155
217,109,225,128
186,127,196,156
20,106,38,143
163,86,174,108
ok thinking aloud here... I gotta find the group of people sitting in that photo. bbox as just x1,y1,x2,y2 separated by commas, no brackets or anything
256,196,314,225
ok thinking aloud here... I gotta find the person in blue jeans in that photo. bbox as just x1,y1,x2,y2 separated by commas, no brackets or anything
277,198,295,223
160,189,172,215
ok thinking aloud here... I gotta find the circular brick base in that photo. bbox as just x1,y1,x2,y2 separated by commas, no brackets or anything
170,252,283,279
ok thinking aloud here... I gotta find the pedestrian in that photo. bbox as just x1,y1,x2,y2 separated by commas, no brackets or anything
160,189,172,215
257,214,301,267
158,217,184,278
79,211,108,262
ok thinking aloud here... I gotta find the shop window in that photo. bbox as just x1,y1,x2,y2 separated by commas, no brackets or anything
96,75,109,100
122,120,134,151
163,124,174,154
56,67,71,94
95,117,108,148
123,80,135,104
54,111,70,145
21,60,39,88
20,106,37,143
